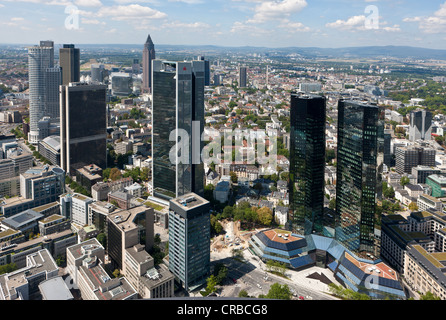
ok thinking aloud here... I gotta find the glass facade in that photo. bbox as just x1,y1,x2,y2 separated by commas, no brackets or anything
168,194,210,291
335,100,384,259
60,84,107,175
289,94,326,236
152,60,205,200
59,44,80,86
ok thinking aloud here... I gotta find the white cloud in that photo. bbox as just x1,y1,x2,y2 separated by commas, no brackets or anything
404,2,446,34
326,15,400,32
278,19,310,33
326,15,367,30
162,20,211,29
95,4,167,21
74,0,102,7
247,0,307,23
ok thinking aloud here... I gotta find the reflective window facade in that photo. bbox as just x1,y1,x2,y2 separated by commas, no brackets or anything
60,84,107,175
335,100,384,259
152,60,205,200
289,94,326,236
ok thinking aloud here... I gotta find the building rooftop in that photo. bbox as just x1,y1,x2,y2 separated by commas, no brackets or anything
39,214,65,225
1,209,43,230
0,249,58,300
38,276,74,300
171,193,207,210
67,238,104,261
263,229,303,244
344,252,398,281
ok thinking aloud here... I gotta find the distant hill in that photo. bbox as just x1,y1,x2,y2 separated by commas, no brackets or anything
3,43,446,60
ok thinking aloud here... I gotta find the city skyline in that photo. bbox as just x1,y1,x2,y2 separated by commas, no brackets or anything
1,1,446,49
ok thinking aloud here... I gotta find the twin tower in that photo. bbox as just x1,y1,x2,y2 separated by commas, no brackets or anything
289,93,384,259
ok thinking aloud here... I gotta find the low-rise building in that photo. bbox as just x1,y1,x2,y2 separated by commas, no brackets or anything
0,249,59,300
123,244,174,299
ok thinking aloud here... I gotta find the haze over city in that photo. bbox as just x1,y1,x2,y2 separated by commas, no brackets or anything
1,0,446,49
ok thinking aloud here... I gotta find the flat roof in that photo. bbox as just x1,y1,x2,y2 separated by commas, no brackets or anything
344,252,398,281
1,209,43,229
39,276,74,300
79,264,136,300
39,214,64,225
170,193,208,210
263,229,303,244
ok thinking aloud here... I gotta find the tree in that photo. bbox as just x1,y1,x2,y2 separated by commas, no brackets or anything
206,274,219,295
400,176,410,186
97,233,107,248
257,207,273,226
266,283,292,300
222,206,234,219
109,167,122,181
238,290,249,298
213,263,228,284
112,269,121,278
408,202,419,211
420,291,441,300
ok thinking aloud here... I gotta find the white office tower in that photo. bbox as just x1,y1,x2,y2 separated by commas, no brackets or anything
28,41,61,144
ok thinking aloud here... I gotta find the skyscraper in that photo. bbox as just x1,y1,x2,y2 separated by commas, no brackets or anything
59,44,80,86
335,100,384,259
90,64,105,83
197,56,210,86
142,34,155,93
60,83,107,176
288,93,326,236
239,66,247,88
151,60,205,200
28,40,61,144
409,109,432,142
168,193,210,291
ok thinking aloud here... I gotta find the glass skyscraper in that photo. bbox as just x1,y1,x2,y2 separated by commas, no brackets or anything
335,100,384,259
288,93,326,236
59,44,80,86
151,60,205,200
168,193,210,291
60,83,107,175
28,40,61,144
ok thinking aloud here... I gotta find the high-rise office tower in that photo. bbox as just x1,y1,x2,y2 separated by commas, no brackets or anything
239,66,247,88
60,83,107,176
288,93,326,236
59,44,80,86
90,64,105,83
335,100,384,259
168,193,210,291
197,56,210,86
151,60,205,200
395,145,436,174
142,34,155,93
28,40,61,144
409,109,432,142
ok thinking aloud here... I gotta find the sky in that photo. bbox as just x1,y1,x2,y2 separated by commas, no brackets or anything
1,0,446,49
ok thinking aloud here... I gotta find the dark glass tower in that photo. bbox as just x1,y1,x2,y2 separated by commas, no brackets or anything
60,83,107,175
152,60,205,200
168,193,210,291
288,93,326,236
59,44,80,86
335,100,384,259
142,34,155,93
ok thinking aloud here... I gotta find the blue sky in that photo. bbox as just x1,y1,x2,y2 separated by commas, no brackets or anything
1,0,446,49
